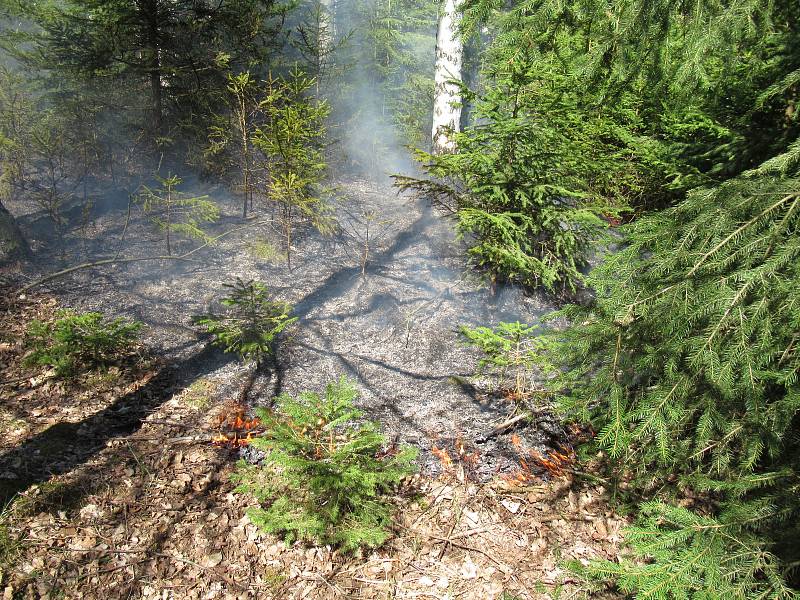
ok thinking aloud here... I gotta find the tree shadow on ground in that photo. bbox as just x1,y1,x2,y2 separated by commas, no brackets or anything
0,344,234,507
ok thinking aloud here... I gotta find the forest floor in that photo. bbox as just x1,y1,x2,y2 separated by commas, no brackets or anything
7,175,563,479
1,175,626,598
0,291,626,600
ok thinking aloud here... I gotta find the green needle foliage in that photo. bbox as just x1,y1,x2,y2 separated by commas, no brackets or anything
195,279,296,364
233,378,418,552
461,321,556,402
24,310,143,378
453,1,800,597
547,144,800,598
137,173,219,256
254,68,332,271
396,68,618,293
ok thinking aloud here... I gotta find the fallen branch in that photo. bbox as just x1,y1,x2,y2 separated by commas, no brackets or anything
428,534,507,569
18,255,194,295
17,218,270,294
125,435,207,444
475,413,530,444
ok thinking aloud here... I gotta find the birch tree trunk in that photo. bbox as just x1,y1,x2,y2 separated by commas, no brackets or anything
316,0,336,93
320,0,335,42
431,0,463,154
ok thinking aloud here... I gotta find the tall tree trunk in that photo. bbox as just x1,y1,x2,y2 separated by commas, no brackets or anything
144,0,163,133
0,199,29,264
150,67,163,133
431,0,464,154
320,0,335,45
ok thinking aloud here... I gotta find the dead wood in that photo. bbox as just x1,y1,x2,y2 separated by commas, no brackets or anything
474,413,530,443
16,218,270,294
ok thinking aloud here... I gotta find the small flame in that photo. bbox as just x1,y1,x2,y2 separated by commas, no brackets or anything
432,445,453,469
212,404,263,448
212,431,258,448
529,447,575,476
432,438,480,476
503,443,577,485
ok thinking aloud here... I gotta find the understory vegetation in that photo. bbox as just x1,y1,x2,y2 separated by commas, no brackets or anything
195,278,297,364
460,321,555,403
446,0,800,597
24,310,143,377
233,378,418,552
0,0,799,597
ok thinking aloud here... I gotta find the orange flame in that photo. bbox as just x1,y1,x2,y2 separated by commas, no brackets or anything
212,404,263,448
432,445,453,469
503,443,577,486
529,447,575,476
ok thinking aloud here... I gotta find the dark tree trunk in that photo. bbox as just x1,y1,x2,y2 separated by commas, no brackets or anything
151,67,163,133
0,199,30,264
143,0,163,133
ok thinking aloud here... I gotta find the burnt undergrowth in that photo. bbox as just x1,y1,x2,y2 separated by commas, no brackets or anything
4,175,564,483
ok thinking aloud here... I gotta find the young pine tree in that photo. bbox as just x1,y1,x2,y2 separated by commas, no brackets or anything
396,58,625,293
206,72,260,219
195,279,296,365
233,378,417,552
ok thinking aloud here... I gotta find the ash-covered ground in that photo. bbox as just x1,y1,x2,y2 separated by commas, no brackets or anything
12,175,562,479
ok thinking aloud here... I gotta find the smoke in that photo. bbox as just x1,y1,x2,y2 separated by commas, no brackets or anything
0,0,561,478
324,0,434,181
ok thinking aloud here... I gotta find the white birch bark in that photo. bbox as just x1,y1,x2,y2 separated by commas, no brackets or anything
431,0,464,154
319,0,335,52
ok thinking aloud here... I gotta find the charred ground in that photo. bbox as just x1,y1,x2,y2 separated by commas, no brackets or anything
7,174,563,479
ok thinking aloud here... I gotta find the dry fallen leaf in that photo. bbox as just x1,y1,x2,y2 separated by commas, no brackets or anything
460,557,478,579
79,504,103,519
202,553,224,568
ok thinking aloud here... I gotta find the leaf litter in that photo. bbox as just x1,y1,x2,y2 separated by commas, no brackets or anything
0,292,626,599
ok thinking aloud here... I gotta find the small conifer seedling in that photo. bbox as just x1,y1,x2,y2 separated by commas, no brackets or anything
195,279,296,364
233,378,418,552
461,321,556,403
24,310,142,378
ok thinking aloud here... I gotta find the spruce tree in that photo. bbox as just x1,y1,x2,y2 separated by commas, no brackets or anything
253,68,332,270
233,378,418,552
454,0,800,596
395,58,634,293
550,134,800,600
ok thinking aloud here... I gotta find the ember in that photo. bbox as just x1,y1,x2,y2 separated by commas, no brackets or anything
529,446,575,477
432,437,481,480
